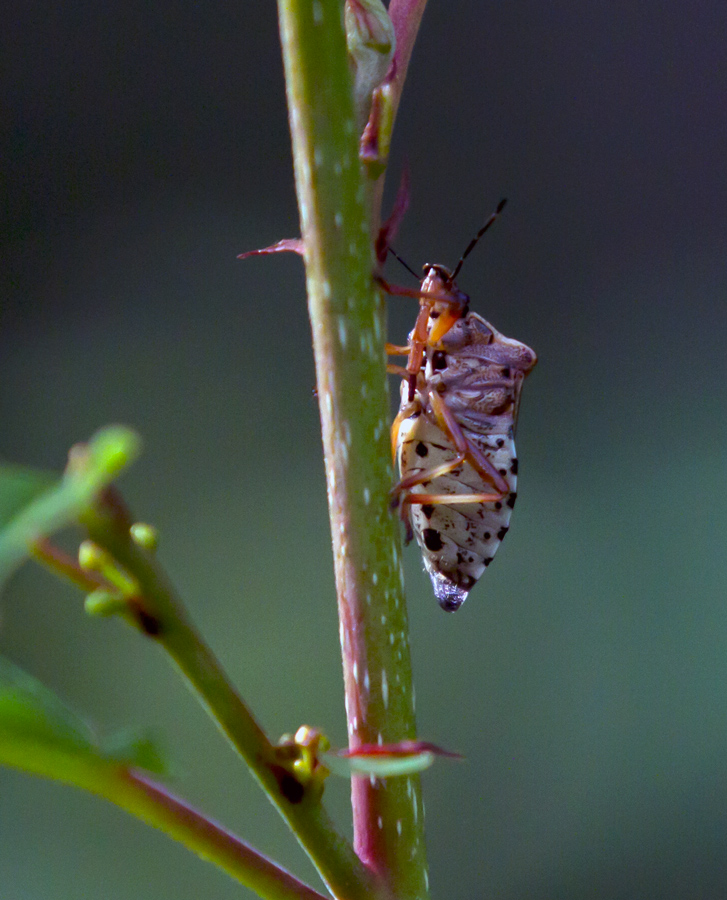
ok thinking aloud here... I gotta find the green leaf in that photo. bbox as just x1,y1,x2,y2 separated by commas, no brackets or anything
0,426,141,590
99,729,169,776
322,740,463,777
0,655,95,753
0,464,58,530
0,655,166,777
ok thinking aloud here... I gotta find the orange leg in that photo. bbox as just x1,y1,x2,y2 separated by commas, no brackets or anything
390,400,420,462
428,391,510,495
379,275,467,401
391,444,502,518
386,343,410,356
387,363,410,378
401,491,503,506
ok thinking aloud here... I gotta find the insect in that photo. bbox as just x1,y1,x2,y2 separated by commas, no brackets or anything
384,203,537,612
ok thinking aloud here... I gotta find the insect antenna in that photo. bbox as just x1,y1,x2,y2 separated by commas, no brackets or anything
449,197,508,282
388,246,420,281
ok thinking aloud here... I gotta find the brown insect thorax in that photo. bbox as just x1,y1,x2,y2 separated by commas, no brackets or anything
395,268,536,612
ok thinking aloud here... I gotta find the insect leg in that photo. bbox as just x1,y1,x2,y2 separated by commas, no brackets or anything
375,275,458,304
428,391,510,495
401,490,503,507
390,400,421,462
386,343,411,356
394,454,466,494
387,363,410,378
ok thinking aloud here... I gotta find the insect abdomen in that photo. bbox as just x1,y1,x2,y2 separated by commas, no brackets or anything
398,413,517,611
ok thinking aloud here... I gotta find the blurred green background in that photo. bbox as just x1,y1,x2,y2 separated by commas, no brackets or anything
3,0,727,897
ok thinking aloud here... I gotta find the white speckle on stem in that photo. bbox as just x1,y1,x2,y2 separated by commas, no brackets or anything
299,201,310,233
372,572,378,585
373,314,382,341
377,816,384,830
312,0,323,23
424,871,430,890
363,670,370,692
381,669,389,708
322,279,331,299
396,819,403,836
380,614,387,626
353,660,358,684
334,211,343,228
363,487,371,505
337,317,347,348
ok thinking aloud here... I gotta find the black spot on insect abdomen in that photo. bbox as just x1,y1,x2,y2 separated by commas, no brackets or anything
423,529,444,551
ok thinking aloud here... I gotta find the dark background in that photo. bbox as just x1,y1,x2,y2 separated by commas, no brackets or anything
2,1,727,897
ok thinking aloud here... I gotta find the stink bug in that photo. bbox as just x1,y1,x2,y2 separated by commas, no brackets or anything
384,203,537,611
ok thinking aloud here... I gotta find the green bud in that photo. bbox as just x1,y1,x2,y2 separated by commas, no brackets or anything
78,540,108,572
78,539,138,596
88,426,142,479
84,589,128,617
130,522,158,551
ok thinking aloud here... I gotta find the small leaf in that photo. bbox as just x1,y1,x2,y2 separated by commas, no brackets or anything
0,426,141,590
0,464,58,530
0,655,167,778
322,740,462,777
99,729,169,776
0,655,96,753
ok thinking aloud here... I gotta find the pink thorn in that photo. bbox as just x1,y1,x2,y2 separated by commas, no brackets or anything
375,165,410,265
237,238,305,260
337,739,463,760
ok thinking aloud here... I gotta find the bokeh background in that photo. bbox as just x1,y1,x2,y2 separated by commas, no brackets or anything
3,0,727,897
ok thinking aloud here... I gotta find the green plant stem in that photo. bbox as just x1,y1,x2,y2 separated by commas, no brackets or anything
276,2,428,897
78,497,378,900
0,739,326,900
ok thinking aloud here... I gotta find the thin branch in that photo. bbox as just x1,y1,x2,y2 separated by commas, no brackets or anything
1,740,327,900
80,494,378,900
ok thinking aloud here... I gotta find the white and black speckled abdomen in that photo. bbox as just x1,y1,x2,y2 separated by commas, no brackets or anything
397,412,518,609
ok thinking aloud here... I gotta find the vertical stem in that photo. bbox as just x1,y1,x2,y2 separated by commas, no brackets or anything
276,2,429,897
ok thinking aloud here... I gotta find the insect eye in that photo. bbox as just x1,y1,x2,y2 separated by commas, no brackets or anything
431,350,448,370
